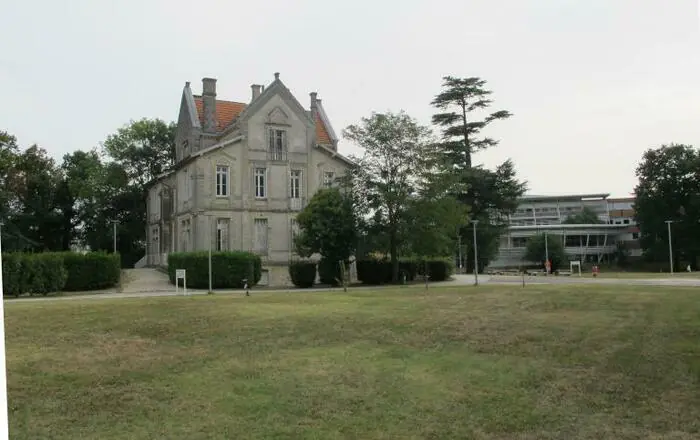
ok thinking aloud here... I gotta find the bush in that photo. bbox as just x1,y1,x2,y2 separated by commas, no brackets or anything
167,251,262,289
62,252,121,291
420,258,454,282
289,260,317,288
318,258,343,286
1,252,67,296
356,257,453,285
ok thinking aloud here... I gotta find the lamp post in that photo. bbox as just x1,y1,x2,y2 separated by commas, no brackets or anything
544,232,550,275
457,234,463,273
0,221,9,439
471,220,479,286
110,220,118,254
665,220,674,275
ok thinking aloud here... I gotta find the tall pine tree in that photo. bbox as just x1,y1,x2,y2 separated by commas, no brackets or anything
431,76,527,270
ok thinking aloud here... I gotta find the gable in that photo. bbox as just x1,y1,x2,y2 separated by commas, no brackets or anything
267,106,290,125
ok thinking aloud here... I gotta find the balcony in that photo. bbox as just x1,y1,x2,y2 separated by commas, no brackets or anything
289,198,304,211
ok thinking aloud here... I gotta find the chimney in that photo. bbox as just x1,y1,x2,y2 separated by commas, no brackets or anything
251,84,262,101
310,92,318,120
202,77,217,133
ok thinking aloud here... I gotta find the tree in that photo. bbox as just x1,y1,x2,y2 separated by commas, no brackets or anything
403,194,467,261
8,145,70,251
431,76,512,170
634,144,700,269
563,207,603,224
344,111,437,282
430,76,527,270
99,119,177,266
294,187,358,263
103,118,176,188
524,233,568,272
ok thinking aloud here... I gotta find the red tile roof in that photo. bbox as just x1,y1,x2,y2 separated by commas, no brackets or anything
193,96,333,144
315,114,332,144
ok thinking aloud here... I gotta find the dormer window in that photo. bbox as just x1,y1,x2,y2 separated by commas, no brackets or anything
268,129,287,161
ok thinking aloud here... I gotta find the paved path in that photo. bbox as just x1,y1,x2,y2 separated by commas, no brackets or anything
486,274,700,287
5,271,699,304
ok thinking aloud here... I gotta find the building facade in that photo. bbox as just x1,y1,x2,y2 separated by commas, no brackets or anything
488,193,641,268
144,73,353,285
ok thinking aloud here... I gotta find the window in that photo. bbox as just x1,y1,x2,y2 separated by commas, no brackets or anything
290,170,302,199
216,219,229,251
181,219,191,252
254,168,266,198
216,165,229,197
632,232,639,240
254,218,268,253
623,219,630,224
268,129,286,161
323,171,335,188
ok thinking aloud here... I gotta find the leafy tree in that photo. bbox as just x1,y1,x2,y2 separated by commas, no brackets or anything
563,206,603,224
524,233,568,272
294,187,358,264
103,118,176,187
8,145,70,251
344,111,437,282
431,76,527,270
634,144,700,269
99,119,177,266
431,76,512,169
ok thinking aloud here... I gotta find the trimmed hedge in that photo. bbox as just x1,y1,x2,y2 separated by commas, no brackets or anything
356,257,453,285
2,252,67,297
62,252,121,291
289,260,317,288
318,258,343,286
168,251,262,289
2,251,121,296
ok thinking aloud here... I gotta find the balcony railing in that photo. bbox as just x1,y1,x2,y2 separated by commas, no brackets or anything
290,198,304,211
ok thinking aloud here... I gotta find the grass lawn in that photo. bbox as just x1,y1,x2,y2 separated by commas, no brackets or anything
6,284,700,439
595,271,700,279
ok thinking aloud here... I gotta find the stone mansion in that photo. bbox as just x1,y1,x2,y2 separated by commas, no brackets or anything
145,73,354,286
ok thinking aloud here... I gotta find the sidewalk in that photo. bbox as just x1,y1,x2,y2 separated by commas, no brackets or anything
5,274,485,303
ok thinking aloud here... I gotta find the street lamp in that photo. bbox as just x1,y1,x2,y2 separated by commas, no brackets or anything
471,220,479,286
0,221,9,438
544,232,550,276
110,220,118,254
665,220,674,275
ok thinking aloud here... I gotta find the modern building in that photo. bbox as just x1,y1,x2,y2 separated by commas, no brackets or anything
144,73,354,285
488,193,641,268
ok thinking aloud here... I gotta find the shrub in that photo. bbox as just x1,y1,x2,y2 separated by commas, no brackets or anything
62,252,121,291
1,252,67,296
318,258,343,286
356,257,453,285
167,251,262,289
289,260,317,288
421,258,454,282
1,253,22,297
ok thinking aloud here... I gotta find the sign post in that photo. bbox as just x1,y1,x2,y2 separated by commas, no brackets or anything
175,269,187,296
0,222,9,440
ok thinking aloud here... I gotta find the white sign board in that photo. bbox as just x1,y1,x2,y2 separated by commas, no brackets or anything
570,261,582,277
175,269,187,295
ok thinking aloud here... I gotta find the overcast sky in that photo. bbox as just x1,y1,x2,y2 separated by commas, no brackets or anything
2,0,699,197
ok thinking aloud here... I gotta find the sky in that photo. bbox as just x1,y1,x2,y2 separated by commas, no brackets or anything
1,0,699,198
